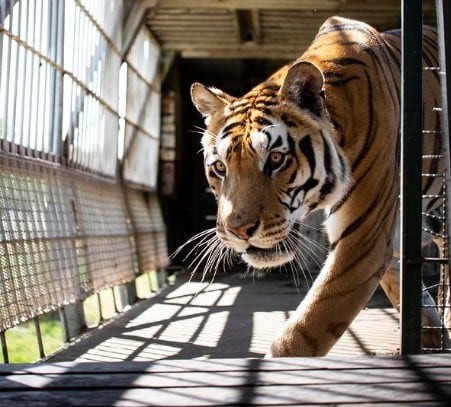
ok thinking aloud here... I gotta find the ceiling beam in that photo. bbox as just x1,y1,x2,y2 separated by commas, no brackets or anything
139,0,427,11
140,0,339,9
142,0,436,11
166,42,308,59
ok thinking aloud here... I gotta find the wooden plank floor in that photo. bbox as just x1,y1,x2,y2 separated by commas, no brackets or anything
2,272,450,406
49,272,400,362
1,355,450,406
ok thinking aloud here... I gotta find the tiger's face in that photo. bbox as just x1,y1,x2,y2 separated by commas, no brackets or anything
191,62,350,269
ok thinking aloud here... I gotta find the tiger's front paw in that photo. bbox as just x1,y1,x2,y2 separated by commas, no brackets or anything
265,331,302,358
265,324,322,357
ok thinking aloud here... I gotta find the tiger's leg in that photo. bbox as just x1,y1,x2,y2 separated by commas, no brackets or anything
267,171,399,357
379,220,450,349
380,265,449,349
433,237,451,343
267,235,392,357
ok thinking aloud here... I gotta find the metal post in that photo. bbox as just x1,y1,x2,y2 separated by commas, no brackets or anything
0,331,9,363
34,317,46,360
436,0,451,344
400,0,423,354
436,2,451,234
59,307,70,344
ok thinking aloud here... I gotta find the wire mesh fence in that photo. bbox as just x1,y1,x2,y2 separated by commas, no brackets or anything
419,1,451,352
0,155,80,332
0,152,169,333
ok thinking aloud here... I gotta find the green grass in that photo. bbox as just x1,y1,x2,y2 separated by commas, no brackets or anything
3,312,63,363
1,271,170,363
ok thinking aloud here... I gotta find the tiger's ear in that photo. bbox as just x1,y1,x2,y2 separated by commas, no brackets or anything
190,83,233,124
279,61,325,116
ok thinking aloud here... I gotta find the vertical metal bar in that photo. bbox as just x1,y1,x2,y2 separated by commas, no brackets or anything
59,307,70,344
436,0,451,345
436,2,451,200
112,286,120,313
52,0,65,160
31,0,44,151
97,292,104,322
41,0,51,155
3,1,13,146
21,0,31,151
34,317,46,359
9,0,19,150
0,331,9,363
24,0,37,152
0,18,4,143
400,0,423,354
73,4,83,167
17,0,28,150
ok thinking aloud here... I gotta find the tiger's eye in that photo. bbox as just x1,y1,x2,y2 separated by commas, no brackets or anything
268,152,284,168
213,160,226,176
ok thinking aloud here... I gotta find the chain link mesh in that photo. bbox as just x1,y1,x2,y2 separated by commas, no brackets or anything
126,188,169,272
0,153,168,332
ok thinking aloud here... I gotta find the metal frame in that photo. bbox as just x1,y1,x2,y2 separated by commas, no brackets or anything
400,0,451,354
400,0,423,354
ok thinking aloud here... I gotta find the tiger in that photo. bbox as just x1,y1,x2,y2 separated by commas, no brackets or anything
189,16,448,357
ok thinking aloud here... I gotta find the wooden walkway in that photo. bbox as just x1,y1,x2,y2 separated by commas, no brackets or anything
1,273,450,405
48,272,400,362
1,354,450,406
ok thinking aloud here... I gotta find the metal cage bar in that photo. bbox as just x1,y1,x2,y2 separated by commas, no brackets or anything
400,0,423,354
435,0,451,350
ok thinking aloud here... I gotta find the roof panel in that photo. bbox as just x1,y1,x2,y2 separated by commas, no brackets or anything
143,0,437,59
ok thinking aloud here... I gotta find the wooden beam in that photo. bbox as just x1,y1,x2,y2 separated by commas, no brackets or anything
141,0,432,11
177,44,305,59
142,0,435,11
145,0,340,9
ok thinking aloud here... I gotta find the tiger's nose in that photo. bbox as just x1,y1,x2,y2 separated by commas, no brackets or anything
227,221,260,240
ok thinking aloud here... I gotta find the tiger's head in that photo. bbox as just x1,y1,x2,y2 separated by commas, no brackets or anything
191,61,351,269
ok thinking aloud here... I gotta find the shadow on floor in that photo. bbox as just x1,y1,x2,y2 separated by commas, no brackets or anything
48,271,397,362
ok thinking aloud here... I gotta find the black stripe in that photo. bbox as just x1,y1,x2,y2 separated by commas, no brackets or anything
269,135,283,149
325,75,359,87
330,167,397,251
319,135,336,201
255,99,278,107
287,168,298,184
330,151,378,215
351,70,374,172
221,122,242,139
256,106,272,115
338,153,347,180
279,157,293,173
329,177,397,281
330,194,378,251
299,135,316,175
322,133,332,173
254,116,273,127
286,132,297,160
327,57,367,67
283,177,320,213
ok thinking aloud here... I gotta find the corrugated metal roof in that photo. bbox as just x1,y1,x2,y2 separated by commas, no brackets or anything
142,0,437,59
